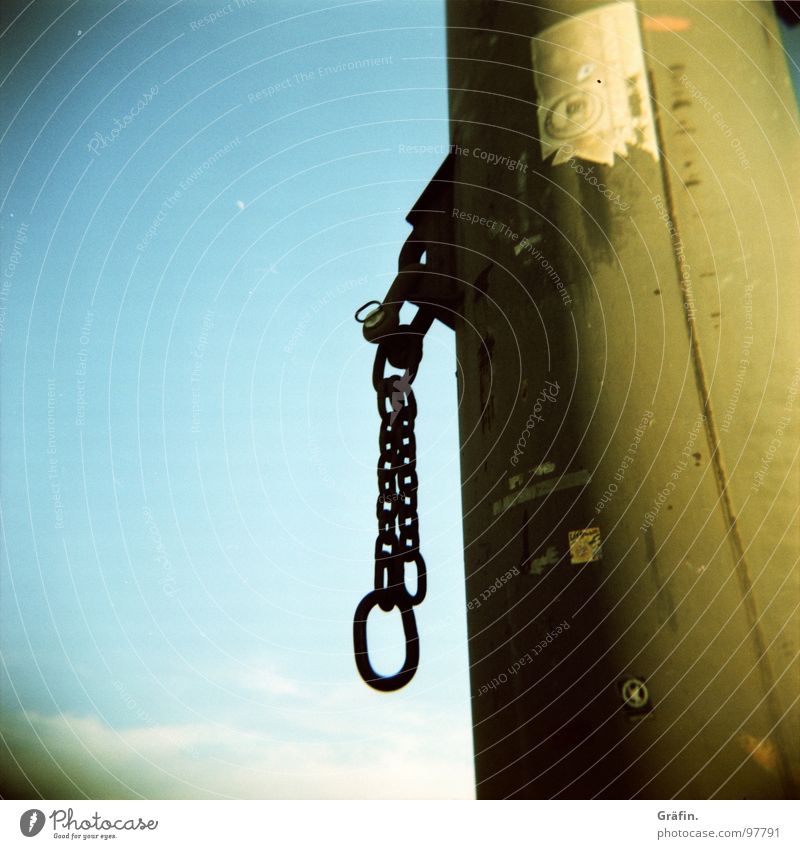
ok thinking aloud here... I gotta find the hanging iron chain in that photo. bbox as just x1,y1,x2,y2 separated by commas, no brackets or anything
352,219,446,691
351,157,459,691
353,335,427,691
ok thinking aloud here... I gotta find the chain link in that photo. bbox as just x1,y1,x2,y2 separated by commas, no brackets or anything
353,340,427,691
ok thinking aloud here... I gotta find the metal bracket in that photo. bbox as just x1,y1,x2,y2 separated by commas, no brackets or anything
354,153,461,347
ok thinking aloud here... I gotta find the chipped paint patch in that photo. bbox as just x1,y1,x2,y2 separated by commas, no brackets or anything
509,460,556,490
738,734,779,774
492,469,590,516
528,545,561,575
514,233,542,256
643,16,691,32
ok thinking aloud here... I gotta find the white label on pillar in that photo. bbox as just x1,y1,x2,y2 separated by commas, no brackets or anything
531,1,659,166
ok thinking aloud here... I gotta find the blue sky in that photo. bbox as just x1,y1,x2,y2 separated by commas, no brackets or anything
3,0,799,802
0,0,473,798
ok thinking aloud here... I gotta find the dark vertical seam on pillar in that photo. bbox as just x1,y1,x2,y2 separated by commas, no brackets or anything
648,64,796,797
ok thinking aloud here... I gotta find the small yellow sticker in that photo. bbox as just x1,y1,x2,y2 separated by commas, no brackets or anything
569,527,602,564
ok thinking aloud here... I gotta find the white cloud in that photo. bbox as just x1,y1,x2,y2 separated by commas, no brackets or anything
237,663,302,698
1,706,474,799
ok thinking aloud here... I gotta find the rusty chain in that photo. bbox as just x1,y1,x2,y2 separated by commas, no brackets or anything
352,322,428,691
